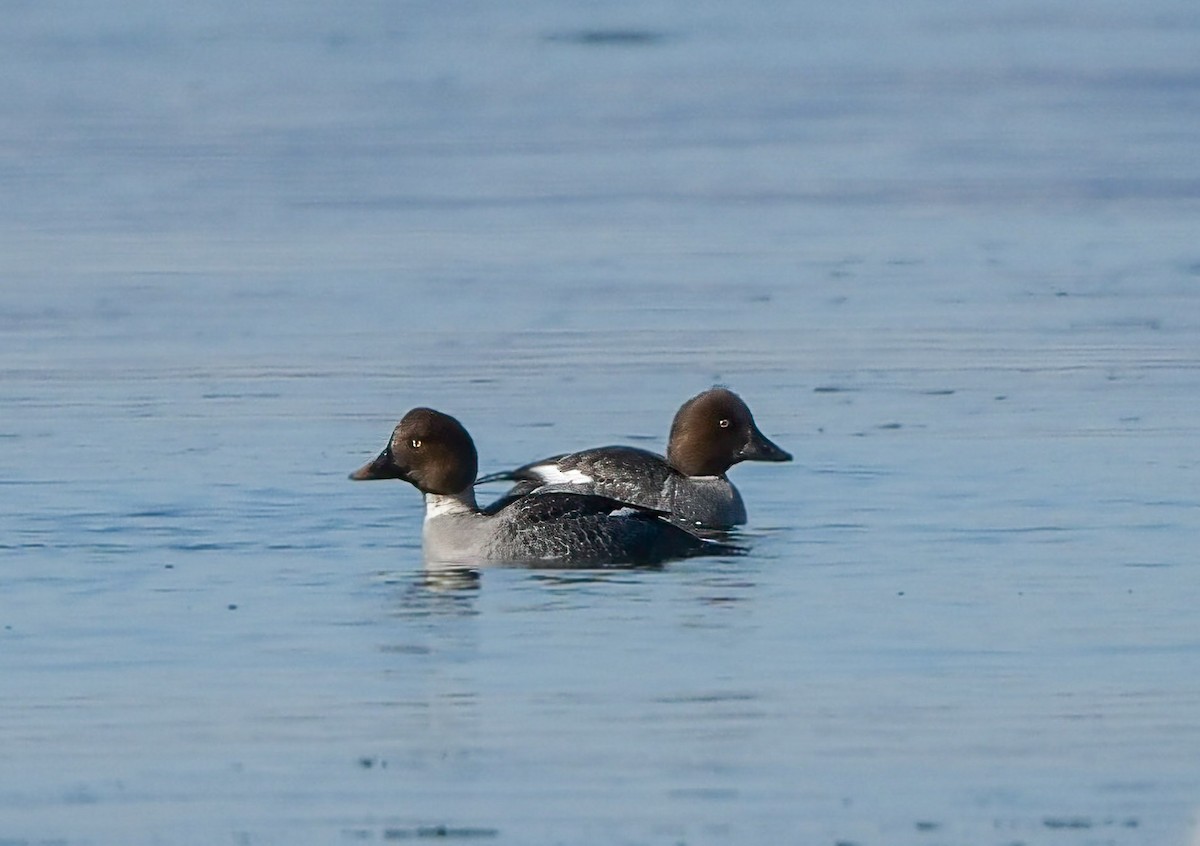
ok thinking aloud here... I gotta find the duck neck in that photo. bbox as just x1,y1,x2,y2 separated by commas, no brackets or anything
423,489,479,522
667,444,727,478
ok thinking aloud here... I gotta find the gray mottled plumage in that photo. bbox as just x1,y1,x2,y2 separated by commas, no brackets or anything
440,488,736,566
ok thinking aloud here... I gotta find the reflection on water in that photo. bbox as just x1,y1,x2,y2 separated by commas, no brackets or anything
419,563,485,593
378,566,483,621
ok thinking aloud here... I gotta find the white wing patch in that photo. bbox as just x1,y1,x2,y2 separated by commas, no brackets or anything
609,507,640,518
531,465,593,486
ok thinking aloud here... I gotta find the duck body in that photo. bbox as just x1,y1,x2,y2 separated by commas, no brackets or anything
420,487,727,566
480,445,747,530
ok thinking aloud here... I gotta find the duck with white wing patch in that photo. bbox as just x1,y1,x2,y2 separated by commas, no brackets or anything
476,388,791,531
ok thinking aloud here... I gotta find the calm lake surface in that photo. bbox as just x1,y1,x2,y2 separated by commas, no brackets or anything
3,1,1199,844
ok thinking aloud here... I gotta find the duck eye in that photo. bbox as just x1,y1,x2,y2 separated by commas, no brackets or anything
718,419,731,429
410,438,422,449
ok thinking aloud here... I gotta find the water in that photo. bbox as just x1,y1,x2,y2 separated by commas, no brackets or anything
3,1,1200,844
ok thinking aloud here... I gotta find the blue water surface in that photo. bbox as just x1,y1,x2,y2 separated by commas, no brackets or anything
2,1,1199,844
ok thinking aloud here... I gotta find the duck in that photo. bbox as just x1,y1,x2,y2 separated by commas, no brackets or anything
475,388,791,530
350,407,740,566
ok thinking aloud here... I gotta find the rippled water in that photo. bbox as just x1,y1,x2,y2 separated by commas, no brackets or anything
3,1,1200,844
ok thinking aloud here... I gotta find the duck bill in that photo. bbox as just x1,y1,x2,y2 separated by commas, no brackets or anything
350,445,406,481
738,428,792,463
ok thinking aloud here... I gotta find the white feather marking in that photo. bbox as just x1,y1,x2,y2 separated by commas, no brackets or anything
424,493,475,522
531,465,593,486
